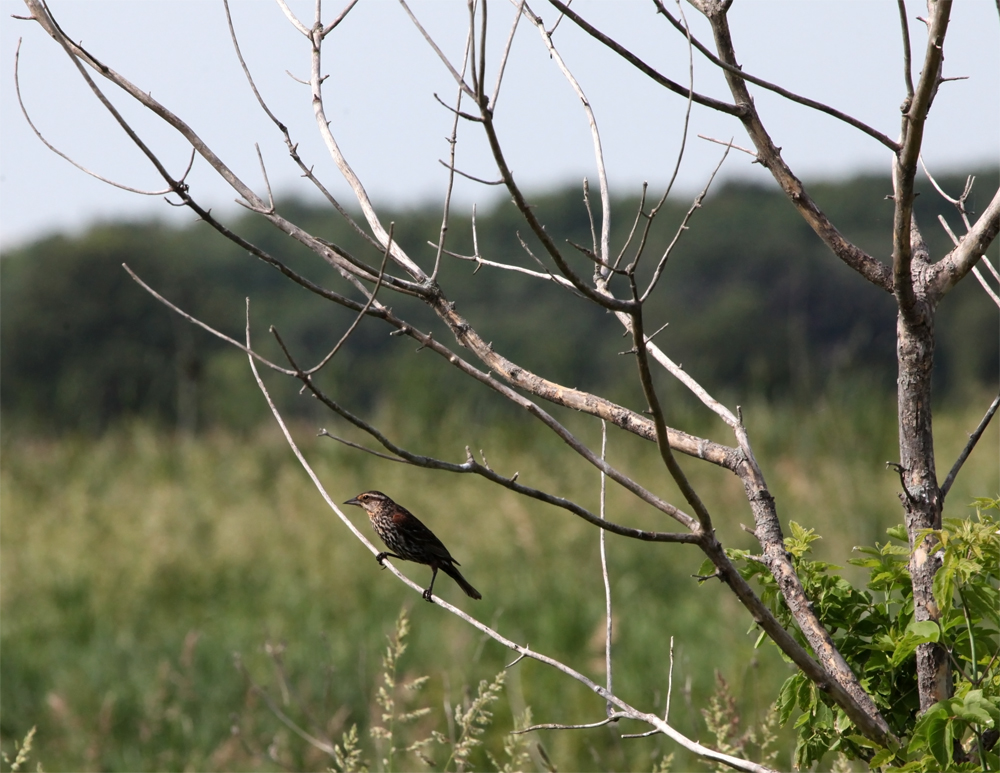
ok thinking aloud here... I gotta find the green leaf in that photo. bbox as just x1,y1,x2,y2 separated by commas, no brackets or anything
886,524,909,541
925,712,953,768
777,676,799,725
907,620,942,640
956,690,997,727
869,747,896,767
890,621,940,668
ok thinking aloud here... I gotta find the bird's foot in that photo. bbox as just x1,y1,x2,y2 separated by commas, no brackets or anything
422,588,434,603
375,552,389,567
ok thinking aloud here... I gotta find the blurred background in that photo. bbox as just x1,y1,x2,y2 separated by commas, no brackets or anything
1,2,998,771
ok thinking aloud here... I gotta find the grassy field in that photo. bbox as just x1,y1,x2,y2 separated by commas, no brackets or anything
2,389,997,772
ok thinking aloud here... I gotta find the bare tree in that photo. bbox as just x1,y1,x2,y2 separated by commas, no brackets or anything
15,0,999,769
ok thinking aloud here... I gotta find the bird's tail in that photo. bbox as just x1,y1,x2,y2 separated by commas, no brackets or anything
442,563,482,600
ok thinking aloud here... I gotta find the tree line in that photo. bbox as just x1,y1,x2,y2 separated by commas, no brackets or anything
2,170,996,435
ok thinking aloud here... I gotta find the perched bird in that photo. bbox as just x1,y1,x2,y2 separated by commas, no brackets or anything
344,490,481,602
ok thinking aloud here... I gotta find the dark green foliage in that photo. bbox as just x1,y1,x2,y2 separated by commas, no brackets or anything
722,501,1000,771
2,171,997,434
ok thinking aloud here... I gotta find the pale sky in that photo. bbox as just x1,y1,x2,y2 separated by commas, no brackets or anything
1,1,997,251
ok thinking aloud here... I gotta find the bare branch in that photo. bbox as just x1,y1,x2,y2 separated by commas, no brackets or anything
253,143,274,213
697,4,894,292
892,0,951,319
940,392,1000,500
698,134,757,158
398,0,476,99
513,715,624,734
599,421,613,717
617,0,696,279
641,141,731,302
545,0,742,116
14,38,174,196
274,0,311,36
304,365,702,542
897,0,915,98
649,0,901,151
123,264,295,376
519,2,610,267
612,183,648,270
304,224,394,375
490,0,525,110
930,186,1000,298
431,23,476,282
437,159,503,185
307,11,427,279
630,284,713,534
317,429,408,464
322,0,361,38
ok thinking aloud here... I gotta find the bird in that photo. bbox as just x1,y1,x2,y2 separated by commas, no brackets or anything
344,490,481,602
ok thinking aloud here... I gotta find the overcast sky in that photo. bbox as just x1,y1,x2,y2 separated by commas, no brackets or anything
1,0,997,251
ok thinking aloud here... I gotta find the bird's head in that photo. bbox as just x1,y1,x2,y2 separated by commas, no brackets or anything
344,490,393,513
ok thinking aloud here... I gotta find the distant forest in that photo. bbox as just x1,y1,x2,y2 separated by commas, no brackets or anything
2,170,997,434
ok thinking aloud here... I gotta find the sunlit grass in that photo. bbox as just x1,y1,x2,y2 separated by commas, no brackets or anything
2,390,997,771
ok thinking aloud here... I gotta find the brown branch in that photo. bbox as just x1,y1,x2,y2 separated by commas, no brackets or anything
123,264,295,376
305,389,702,544
303,225,394,375
544,0,743,117
897,0,915,98
641,141,731,301
629,286,713,534
430,22,475,282
642,0,901,151
892,0,951,319
13,38,175,196
929,186,1000,299
940,392,1000,500
698,4,894,293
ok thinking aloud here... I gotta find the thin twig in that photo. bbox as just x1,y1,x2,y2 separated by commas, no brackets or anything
521,3,610,266
14,38,174,196
641,140,731,302
512,715,624,735
545,0,741,116
941,392,1000,499
317,429,407,463
123,264,295,375
431,14,475,281
646,0,901,151
897,0,915,98
697,134,757,158
304,224,394,375
235,657,338,758
431,241,575,288
490,0,525,110
437,159,503,185
254,143,274,212
599,420,613,717
322,0,361,38
398,0,476,99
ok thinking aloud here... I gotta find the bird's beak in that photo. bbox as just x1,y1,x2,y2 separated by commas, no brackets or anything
344,496,361,507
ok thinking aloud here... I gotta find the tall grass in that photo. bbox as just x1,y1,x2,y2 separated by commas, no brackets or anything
2,390,997,771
